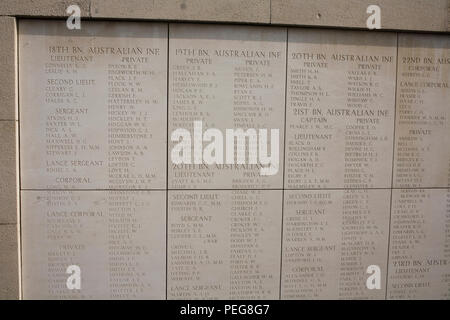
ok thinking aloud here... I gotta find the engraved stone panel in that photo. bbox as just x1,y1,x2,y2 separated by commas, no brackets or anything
387,188,450,299
393,34,450,188
281,189,391,299
21,190,166,299
167,190,282,299
17,19,450,300
285,29,397,189
168,24,286,189
19,20,168,189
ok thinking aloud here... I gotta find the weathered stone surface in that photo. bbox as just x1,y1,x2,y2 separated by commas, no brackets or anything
387,189,450,299
393,33,450,188
0,224,20,300
0,0,90,17
14,18,450,301
0,121,17,224
281,189,391,299
0,16,16,120
167,190,282,299
91,0,270,23
0,0,447,32
271,0,448,32
285,28,397,189
19,20,168,189
168,24,286,189
21,190,166,299
448,0,450,31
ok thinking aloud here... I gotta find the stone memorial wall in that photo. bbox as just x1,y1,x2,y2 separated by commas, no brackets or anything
18,20,449,299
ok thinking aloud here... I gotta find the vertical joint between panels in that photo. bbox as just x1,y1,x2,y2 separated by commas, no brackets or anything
165,23,170,301
385,32,400,300
278,28,289,300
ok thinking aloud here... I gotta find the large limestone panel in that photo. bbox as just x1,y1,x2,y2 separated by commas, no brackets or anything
21,190,166,299
393,34,450,188
285,29,397,189
19,20,168,189
168,24,286,189
387,188,450,300
281,189,391,299
167,190,282,299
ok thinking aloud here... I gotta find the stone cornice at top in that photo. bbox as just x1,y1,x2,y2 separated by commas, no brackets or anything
0,0,449,32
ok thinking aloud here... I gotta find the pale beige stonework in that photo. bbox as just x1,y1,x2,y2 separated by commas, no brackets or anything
168,23,286,189
387,189,450,299
16,19,450,300
281,189,391,299
0,1,448,300
285,28,397,189
167,190,282,299
19,20,168,190
21,190,166,299
393,33,450,188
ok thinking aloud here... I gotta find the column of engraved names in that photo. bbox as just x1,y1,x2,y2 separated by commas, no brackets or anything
387,189,450,299
169,24,286,189
19,21,167,189
170,34,217,188
168,190,282,299
42,44,100,188
285,29,396,189
43,191,103,299
281,190,390,299
338,190,385,298
230,44,280,189
393,34,450,188
107,192,162,299
21,190,166,299
106,46,164,189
